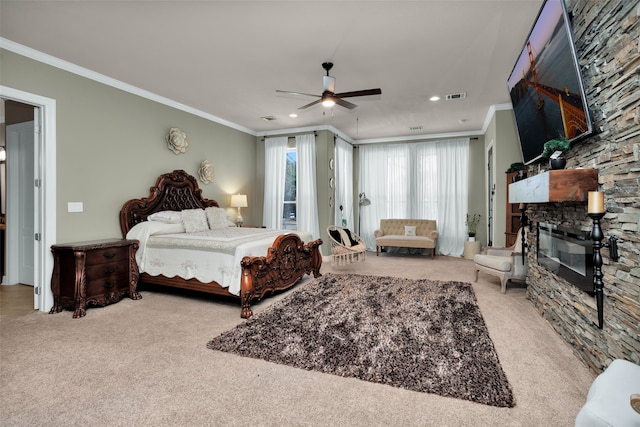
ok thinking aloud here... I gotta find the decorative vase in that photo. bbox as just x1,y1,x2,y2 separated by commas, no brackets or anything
550,157,567,170
468,236,476,242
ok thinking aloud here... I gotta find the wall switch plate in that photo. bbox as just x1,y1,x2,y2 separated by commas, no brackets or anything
67,202,83,213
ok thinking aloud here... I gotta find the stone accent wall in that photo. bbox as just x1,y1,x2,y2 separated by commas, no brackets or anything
522,0,639,373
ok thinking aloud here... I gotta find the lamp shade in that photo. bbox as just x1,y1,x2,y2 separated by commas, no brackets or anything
359,193,371,206
230,194,248,208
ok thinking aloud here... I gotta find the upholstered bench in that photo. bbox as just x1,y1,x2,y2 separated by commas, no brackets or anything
374,219,438,258
575,359,640,426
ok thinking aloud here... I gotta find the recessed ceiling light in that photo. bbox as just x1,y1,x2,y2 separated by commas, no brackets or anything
289,113,298,118
429,96,440,102
260,116,277,121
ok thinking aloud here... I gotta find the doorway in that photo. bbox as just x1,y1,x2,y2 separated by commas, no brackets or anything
0,86,57,312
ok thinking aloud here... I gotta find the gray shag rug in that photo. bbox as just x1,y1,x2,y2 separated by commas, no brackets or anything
207,273,515,407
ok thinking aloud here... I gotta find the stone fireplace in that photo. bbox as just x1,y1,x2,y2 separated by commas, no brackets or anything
499,0,639,374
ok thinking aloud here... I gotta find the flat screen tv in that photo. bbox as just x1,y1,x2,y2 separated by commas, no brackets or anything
507,0,593,164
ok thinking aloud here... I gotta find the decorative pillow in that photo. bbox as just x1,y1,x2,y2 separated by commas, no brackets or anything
147,210,182,224
404,225,417,236
337,228,353,247
226,220,237,227
181,208,209,233
205,206,229,230
343,228,359,246
329,229,343,244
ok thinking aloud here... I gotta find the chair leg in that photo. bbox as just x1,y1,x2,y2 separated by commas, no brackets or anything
474,268,479,282
500,277,507,293
376,246,379,256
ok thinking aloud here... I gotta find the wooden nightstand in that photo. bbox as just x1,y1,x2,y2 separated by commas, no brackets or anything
49,239,141,318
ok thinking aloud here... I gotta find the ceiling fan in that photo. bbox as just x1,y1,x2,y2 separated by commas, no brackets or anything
276,62,382,110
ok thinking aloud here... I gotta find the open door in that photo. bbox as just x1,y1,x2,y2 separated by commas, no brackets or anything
6,121,36,290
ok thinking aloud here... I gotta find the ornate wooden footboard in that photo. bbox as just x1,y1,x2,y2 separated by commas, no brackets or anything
120,170,322,318
240,233,322,318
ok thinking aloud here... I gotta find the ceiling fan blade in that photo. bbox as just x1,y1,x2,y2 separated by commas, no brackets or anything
276,89,321,98
323,76,335,93
299,99,322,109
335,98,358,110
335,88,382,99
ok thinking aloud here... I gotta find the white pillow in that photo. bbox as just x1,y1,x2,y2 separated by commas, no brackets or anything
404,225,417,236
181,208,209,233
147,210,182,224
205,206,229,230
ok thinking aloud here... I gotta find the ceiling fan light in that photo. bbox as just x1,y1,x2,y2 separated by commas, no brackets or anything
322,97,336,107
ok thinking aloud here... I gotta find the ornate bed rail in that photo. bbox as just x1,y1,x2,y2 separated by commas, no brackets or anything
240,234,323,318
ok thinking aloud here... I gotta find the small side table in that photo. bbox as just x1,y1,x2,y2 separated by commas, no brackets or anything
50,239,141,318
464,240,481,260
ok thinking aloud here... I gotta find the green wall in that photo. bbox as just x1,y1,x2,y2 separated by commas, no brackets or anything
468,137,487,247
484,108,522,247
1,49,257,243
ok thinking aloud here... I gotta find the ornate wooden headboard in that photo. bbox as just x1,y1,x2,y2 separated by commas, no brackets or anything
119,169,219,237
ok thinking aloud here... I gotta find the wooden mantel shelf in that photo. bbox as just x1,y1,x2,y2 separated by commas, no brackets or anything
508,169,598,203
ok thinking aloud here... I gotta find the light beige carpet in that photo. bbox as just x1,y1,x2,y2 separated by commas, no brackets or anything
0,253,595,426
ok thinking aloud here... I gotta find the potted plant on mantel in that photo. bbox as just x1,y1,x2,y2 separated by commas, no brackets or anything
465,213,481,241
506,162,528,182
542,138,571,169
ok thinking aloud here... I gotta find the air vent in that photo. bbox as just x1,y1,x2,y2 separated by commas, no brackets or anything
260,116,277,121
445,92,467,100
409,126,423,131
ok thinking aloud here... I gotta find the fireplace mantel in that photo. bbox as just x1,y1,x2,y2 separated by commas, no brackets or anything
508,169,598,203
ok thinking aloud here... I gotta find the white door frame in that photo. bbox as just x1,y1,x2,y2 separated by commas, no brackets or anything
1,85,56,312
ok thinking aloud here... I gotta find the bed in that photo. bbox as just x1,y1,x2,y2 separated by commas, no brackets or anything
119,169,322,318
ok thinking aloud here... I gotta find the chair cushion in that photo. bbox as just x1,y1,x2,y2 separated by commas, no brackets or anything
474,254,513,272
575,359,640,426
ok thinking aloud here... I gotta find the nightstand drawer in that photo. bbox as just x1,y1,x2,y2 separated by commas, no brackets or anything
85,247,129,265
86,272,130,296
85,262,127,280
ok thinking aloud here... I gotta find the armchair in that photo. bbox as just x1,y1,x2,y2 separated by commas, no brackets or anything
474,228,527,293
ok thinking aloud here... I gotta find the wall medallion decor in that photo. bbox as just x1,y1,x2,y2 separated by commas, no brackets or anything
198,160,214,184
166,127,188,154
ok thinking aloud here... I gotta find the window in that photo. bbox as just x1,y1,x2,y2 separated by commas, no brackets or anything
283,149,297,230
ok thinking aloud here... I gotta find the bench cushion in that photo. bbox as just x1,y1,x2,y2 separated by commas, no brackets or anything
376,235,435,249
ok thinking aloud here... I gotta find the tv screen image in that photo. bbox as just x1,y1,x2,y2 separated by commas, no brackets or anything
507,0,593,164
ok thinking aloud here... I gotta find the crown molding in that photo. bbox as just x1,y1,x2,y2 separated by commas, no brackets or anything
0,38,257,136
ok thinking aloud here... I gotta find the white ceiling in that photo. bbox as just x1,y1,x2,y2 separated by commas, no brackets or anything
0,0,544,142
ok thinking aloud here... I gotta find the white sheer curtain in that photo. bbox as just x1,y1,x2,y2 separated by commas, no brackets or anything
435,138,469,255
358,144,411,250
358,138,469,256
334,137,354,229
263,136,288,229
295,134,320,242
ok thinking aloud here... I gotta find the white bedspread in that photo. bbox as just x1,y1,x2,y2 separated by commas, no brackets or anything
126,222,312,295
